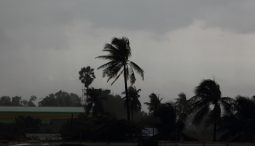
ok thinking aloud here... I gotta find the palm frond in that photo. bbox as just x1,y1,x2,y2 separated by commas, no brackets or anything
104,44,122,56
188,96,207,113
96,55,116,61
97,61,116,70
130,61,144,80
101,62,119,78
111,68,124,85
221,97,235,115
128,66,136,85
103,63,123,83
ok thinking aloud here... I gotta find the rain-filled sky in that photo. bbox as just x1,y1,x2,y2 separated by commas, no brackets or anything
1,0,255,105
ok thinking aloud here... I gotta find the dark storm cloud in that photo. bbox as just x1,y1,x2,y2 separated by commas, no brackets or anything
0,0,254,52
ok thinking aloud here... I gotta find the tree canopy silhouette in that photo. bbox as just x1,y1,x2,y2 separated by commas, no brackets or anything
79,66,95,89
145,93,162,115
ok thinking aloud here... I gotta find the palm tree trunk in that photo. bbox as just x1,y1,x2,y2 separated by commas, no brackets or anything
213,118,217,141
86,87,88,105
213,106,217,141
131,103,133,120
85,87,89,115
123,64,130,121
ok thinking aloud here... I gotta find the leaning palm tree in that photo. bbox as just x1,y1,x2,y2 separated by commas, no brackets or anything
96,37,144,120
189,79,234,141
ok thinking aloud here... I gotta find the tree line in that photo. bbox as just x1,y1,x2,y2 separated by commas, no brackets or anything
0,90,81,107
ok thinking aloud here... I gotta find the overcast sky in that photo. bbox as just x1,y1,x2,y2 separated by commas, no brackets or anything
1,0,255,106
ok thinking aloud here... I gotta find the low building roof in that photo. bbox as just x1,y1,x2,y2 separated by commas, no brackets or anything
0,106,84,113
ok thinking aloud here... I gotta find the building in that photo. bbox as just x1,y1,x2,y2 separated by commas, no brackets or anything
0,106,84,123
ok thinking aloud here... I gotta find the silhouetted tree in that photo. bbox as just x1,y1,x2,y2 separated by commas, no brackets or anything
79,66,95,104
21,96,37,106
39,93,57,106
39,90,81,106
11,96,22,106
97,37,144,120
175,93,190,141
0,96,12,106
145,93,162,115
189,79,234,141
175,93,190,121
28,96,37,106
220,96,255,142
123,86,142,120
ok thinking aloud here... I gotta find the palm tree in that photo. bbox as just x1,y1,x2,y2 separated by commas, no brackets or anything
145,93,162,115
175,93,190,122
97,37,144,120
175,93,190,141
79,66,96,104
189,79,234,141
122,86,142,120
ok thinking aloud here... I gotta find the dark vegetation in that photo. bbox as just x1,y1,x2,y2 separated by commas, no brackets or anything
0,37,255,143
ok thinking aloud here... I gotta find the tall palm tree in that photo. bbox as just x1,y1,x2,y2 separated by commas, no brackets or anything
189,79,233,141
145,93,162,115
97,37,144,120
122,86,142,120
79,66,95,104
